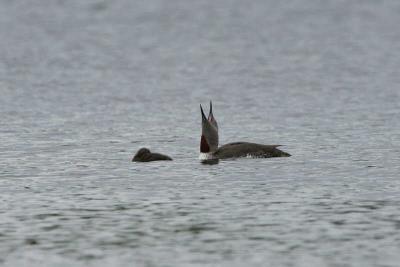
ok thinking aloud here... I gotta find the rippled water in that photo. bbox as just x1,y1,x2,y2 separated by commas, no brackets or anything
1,0,400,266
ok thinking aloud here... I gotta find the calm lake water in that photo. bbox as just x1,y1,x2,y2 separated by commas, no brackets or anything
1,0,400,266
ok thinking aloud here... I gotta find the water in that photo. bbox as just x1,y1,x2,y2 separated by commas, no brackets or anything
1,0,400,266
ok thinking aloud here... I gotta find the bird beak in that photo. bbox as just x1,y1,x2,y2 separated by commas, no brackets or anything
200,104,207,122
209,101,213,118
208,101,217,129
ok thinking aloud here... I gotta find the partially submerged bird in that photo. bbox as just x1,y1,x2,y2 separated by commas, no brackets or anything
132,148,172,162
199,102,290,160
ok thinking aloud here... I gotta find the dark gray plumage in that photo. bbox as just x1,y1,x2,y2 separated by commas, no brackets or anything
214,142,290,159
132,148,172,162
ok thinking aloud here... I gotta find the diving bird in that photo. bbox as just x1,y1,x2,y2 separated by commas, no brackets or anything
132,148,172,162
199,102,290,160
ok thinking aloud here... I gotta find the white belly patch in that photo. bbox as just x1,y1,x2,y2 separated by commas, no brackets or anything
199,153,214,160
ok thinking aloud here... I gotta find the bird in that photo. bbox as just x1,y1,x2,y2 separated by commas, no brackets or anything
199,101,290,160
132,148,172,162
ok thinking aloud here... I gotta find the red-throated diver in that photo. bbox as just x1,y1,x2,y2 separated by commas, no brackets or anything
199,102,290,160
132,148,172,162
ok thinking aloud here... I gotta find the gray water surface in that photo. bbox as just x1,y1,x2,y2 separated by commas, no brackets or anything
1,1,400,266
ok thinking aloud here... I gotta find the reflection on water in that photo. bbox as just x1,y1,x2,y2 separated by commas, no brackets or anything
201,159,220,165
1,0,400,266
